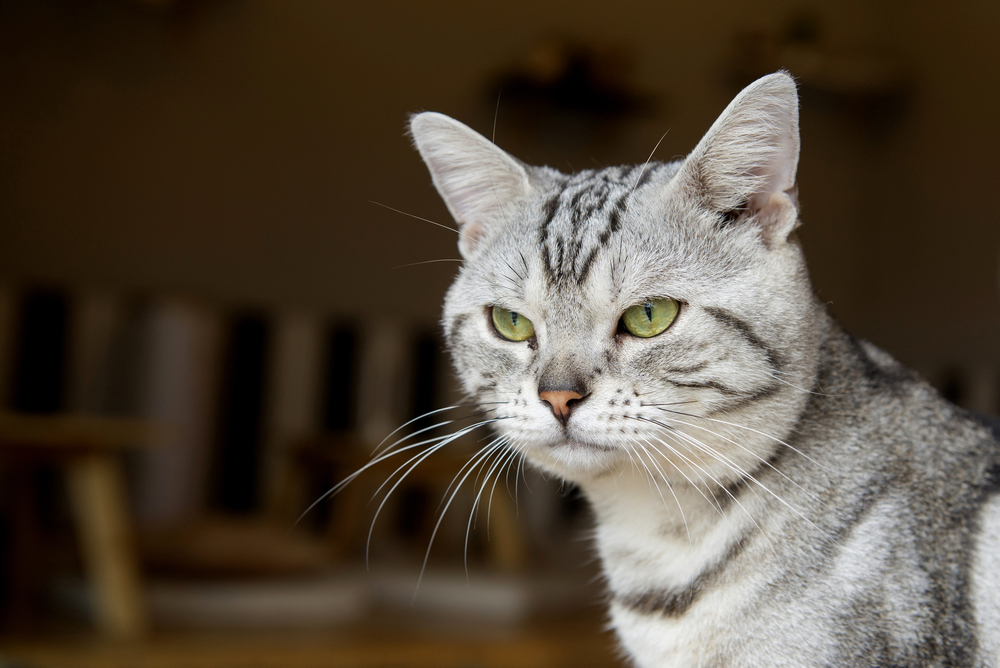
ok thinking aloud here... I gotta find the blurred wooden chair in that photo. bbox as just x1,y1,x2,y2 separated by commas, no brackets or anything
274,433,529,573
0,412,157,639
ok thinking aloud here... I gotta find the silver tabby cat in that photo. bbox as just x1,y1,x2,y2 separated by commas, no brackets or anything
408,72,1000,667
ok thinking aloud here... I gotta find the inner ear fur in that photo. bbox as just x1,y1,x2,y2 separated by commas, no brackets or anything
409,112,532,258
677,72,801,245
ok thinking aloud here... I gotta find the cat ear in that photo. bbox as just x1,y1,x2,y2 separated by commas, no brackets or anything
677,71,801,245
410,112,531,257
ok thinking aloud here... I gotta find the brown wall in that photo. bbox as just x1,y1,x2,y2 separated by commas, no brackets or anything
2,0,999,379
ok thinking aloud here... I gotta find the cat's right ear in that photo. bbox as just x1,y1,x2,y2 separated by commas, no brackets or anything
409,112,531,258
675,71,801,247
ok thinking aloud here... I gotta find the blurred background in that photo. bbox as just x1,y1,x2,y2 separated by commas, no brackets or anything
0,0,998,666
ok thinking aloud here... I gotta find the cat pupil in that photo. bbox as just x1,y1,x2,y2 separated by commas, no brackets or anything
510,311,519,326
644,302,652,322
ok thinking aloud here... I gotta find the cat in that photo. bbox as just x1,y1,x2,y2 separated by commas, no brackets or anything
404,72,1000,667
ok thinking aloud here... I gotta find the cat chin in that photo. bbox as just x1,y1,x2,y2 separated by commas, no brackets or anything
520,437,632,482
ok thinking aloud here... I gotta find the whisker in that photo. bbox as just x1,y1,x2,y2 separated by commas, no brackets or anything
373,419,458,458
649,406,832,473
293,422,492,528
365,442,451,564
366,421,504,564
761,369,833,397
645,412,821,504
371,403,503,456
769,368,838,395
640,416,826,539
656,426,769,510
370,200,460,234
466,441,517,573
662,429,793,559
627,442,658,494
637,434,727,519
517,450,532,494
372,407,505,461
391,258,464,270
625,129,669,213
642,434,724,511
629,439,690,543
487,445,524,532
641,428,776,557
640,435,756,551
436,427,510,513
371,427,489,505
500,256,525,282
619,440,649,489
492,88,502,144
418,439,509,595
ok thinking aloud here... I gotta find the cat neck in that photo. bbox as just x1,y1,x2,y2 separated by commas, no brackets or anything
582,473,769,593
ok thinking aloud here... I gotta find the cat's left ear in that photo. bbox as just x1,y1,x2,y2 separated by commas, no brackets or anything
410,112,531,258
676,71,801,246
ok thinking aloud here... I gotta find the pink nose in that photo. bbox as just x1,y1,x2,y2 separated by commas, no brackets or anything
539,390,584,426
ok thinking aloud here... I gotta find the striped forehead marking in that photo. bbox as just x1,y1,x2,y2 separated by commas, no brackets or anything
538,163,663,285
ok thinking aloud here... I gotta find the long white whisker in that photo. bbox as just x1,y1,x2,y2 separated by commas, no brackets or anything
369,420,502,501
637,435,726,518
373,419,457,457
392,258,465,270
649,412,821,504
362,419,503,563
486,444,523,536
294,422,490,528
760,369,832,396
417,440,508,596
619,440,649,488
492,88,502,144
517,452,532,494
642,429,775,557
643,433,766,558
370,200,461,235
630,439,690,543
465,440,517,574
643,417,826,539
366,438,471,566
371,403,504,456
651,406,832,473
473,444,511,534
659,425,770,510
435,426,516,514
625,129,669,213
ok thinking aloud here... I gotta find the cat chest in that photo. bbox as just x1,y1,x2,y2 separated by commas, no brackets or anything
608,579,840,668
596,510,820,666
609,580,770,668
600,540,765,665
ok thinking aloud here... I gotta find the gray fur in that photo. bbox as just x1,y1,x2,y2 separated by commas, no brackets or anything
409,72,1000,667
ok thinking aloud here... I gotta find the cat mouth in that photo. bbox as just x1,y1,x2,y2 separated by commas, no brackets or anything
555,436,617,452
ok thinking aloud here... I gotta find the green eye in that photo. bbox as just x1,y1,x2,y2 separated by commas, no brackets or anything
491,306,535,342
621,298,679,338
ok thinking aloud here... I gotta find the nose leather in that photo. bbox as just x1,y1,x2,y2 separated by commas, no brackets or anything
539,390,584,426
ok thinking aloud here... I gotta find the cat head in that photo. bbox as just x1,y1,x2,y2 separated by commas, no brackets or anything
410,72,821,486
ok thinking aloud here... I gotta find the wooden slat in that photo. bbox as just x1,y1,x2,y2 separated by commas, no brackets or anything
0,413,159,450
65,454,148,639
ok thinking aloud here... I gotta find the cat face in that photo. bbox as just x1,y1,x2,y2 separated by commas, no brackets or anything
413,73,822,485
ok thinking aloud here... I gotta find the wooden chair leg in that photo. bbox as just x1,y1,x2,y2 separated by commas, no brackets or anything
485,487,528,573
327,481,364,560
65,453,147,639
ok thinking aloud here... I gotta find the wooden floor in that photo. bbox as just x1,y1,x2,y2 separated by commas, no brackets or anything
0,614,623,668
